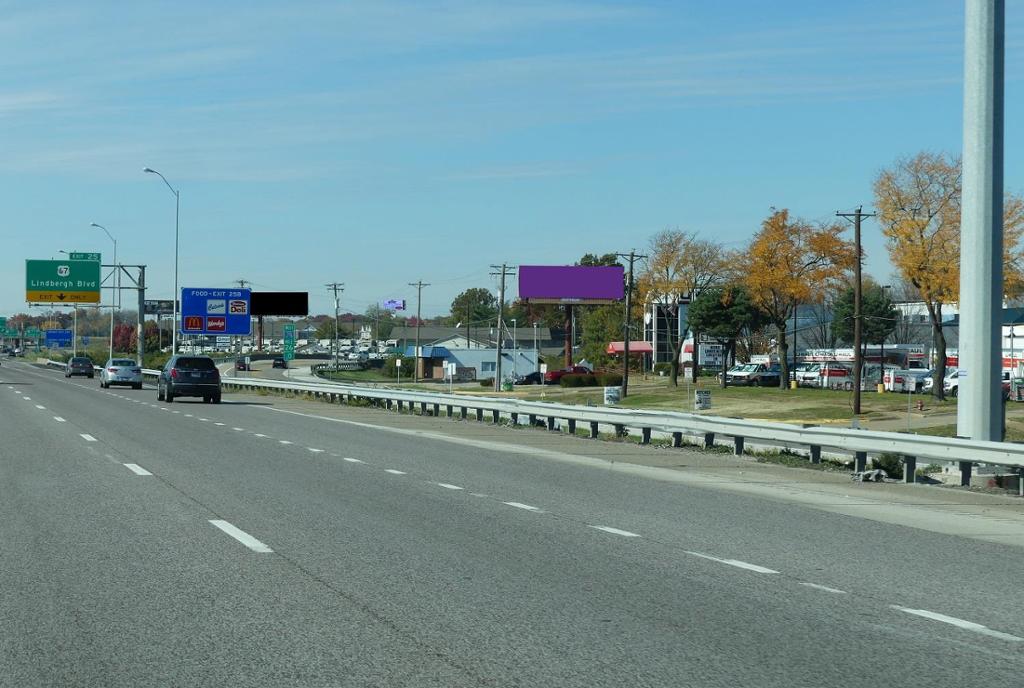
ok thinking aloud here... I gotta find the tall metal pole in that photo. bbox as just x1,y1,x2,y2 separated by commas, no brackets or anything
91,223,116,361
144,168,180,354
534,322,539,373
958,0,1005,441
409,281,430,382
490,264,514,391
326,282,344,365
136,266,146,365
837,207,874,415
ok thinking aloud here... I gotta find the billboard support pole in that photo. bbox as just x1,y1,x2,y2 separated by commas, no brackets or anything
617,250,646,399
137,266,146,365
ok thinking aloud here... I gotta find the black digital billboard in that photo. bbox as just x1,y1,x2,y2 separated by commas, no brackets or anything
250,292,309,316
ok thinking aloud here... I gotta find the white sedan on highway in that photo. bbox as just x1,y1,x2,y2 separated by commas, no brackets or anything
100,358,143,390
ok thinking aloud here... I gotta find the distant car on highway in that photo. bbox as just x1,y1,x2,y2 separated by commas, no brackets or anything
65,356,94,378
158,355,221,404
272,357,287,369
235,357,250,371
100,358,143,389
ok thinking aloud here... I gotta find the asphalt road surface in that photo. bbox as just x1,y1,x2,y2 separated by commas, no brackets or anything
2,359,1023,687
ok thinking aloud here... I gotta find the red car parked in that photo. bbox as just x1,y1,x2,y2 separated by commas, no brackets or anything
543,365,592,385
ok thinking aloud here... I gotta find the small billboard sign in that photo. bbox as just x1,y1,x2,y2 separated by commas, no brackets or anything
179,288,251,336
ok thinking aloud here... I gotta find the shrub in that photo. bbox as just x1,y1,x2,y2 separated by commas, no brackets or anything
871,452,904,477
561,373,598,387
479,378,494,387
596,372,623,387
653,362,672,376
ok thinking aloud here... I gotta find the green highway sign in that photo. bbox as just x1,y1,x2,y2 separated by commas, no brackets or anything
4,328,18,338
69,252,101,262
0,317,5,330
24,327,40,338
26,259,101,303
283,323,296,361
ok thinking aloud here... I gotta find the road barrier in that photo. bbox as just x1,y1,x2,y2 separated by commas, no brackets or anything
42,358,1024,487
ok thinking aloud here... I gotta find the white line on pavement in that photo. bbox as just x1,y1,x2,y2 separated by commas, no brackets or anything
504,502,541,512
590,525,640,537
184,414,193,418
35,405,45,410
437,483,463,490
199,418,209,422
80,434,97,442
123,463,152,476
208,520,274,553
891,606,1024,642
685,551,778,574
215,422,225,426
254,433,267,438
53,416,65,422
233,427,244,431
308,448,324,453
799,582,848,594
343,457,364,463
385,469,407,475
279,440,293,445
22,396,30,400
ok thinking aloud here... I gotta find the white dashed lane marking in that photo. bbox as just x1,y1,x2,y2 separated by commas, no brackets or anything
891,606,1024,642
685,551,778,574
590,525,641,538
123,463,152,476
35,405,45,410
385,469,407,475
232,427,244,431
279,440,293,445
800,582,848,595
53,416,65,422
308,448,324,453
504,502,541,512
209,520,273,553
80,434,97,442
343,457,364,464
437,483,463,491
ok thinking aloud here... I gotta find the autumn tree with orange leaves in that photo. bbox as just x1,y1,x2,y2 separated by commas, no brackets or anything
744,210,855,389
874,151,1024,399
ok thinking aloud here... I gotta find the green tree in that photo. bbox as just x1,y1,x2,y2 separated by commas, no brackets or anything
450,288,497,327
314,317,336,341
687,286,763,387
831,282,898,352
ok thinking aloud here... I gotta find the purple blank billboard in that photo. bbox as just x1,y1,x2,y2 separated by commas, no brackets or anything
518,265,624,304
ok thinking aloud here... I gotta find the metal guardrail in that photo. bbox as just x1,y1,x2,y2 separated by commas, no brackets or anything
42,358,1024,486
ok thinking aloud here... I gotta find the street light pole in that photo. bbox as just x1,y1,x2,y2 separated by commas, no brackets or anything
144,167,180,355
512,318,517,378
91,223,116,362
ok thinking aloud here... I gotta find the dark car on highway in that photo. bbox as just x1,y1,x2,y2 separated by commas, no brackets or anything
272,357,287,369
235,357,250,371
158,355,221,403
65,356,95,378
514,371,542,385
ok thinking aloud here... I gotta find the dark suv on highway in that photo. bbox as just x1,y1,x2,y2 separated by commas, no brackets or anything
65,357,95,378
158,355,221,403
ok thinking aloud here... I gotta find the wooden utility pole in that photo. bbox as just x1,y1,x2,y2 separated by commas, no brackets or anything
408,280,430,382
616,250,646,398
490,264,515,391
837,207,875,415
325,282,344,365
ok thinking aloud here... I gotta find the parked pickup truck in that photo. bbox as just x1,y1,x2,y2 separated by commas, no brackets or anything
544,365,592,385
724,362,781,387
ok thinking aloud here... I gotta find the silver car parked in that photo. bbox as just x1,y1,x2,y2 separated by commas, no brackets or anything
100,358,143,389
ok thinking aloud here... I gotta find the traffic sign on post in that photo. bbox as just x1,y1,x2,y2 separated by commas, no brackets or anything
26,259,101,303
180,288,252,336
283,323,296,361
45,329,73,348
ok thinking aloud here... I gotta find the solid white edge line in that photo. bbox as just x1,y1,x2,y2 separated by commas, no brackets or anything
385,469,407,475
123,463,152,476
590,525,641,537
685,551,779,574
208,520,274,553
890,606,1024,642
437,483,463,490
504,501,541,511
799,582,848,594
80,433,97,442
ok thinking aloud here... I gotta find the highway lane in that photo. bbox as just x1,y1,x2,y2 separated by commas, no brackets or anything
4,360,1024,686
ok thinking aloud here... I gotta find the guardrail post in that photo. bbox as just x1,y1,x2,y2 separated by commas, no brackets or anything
702,432,714,449
615,424,625,438
384,399,392,410
733,436,744,455
672,432,683,448
510,412,518,425
420,401,428,415
854,451,867,472
460,407,467,420
529,414,537,426
475,408,484,422
641,427,651,445
547,417,556,431
809,445,821,464
568,419,576,435
959,461,972,487
491,409,499,424
903,455,917,483
590,421,599,438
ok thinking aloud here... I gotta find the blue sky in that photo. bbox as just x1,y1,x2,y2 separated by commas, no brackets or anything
1,0,1020,318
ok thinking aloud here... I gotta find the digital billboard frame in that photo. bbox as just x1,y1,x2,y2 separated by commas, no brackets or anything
518,265,624,304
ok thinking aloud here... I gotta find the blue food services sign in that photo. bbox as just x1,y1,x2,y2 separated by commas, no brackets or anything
180,288,251,336
45,329,73,347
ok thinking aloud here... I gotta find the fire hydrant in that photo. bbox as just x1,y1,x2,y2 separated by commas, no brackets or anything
916,399,925,411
